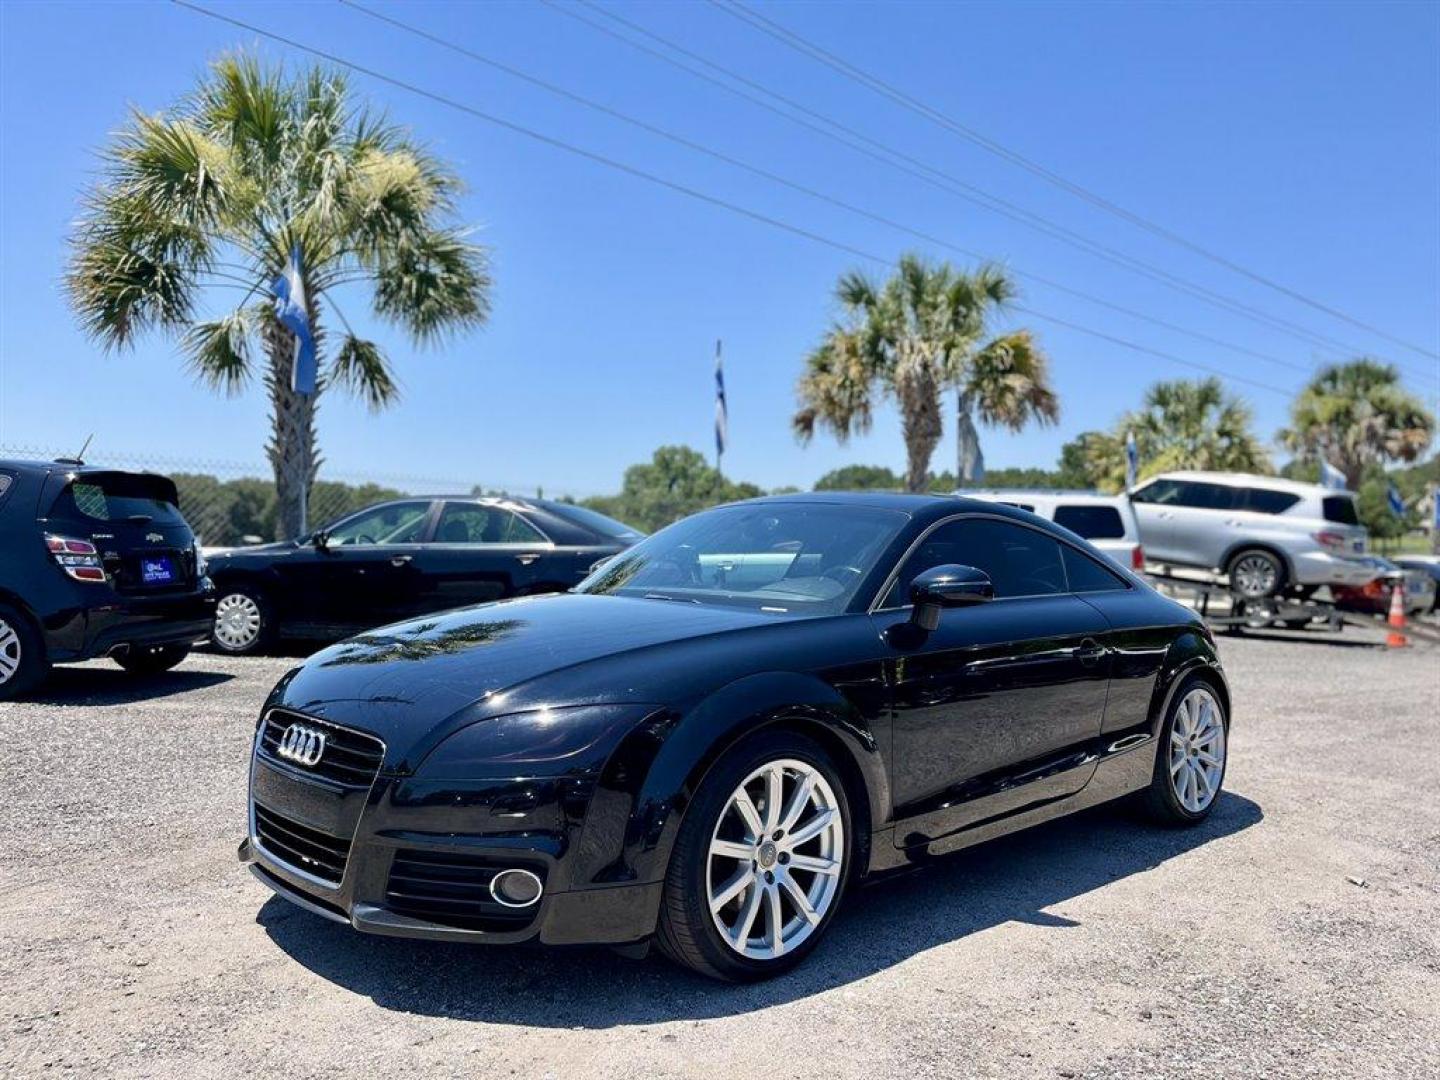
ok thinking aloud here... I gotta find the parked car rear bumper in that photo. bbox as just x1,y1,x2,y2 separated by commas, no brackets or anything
1290,551,1379,588
41,578,216,661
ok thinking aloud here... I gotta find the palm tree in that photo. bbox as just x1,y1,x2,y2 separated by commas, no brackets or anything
793,254,1057,493
66,56,491,538
1091,378,1271,491
1280,359,1434,489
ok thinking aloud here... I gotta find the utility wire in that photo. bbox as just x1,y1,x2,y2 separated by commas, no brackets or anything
173,0,1297,399
551,0,1436,383
342,0,1311,377
714,0,1440,362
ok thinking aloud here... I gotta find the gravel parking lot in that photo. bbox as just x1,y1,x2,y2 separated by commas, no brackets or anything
2,626,1437,1079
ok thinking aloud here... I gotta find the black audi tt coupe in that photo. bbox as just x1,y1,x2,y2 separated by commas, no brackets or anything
239,492,1230,981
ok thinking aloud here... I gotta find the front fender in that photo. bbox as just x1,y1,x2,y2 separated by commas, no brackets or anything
570,669,889,891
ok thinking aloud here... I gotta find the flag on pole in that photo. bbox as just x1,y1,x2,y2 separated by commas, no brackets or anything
714,340,727,460
1124,430,1138,490
273,244,317,396
1319,460,1346,490
1386,482,1405,516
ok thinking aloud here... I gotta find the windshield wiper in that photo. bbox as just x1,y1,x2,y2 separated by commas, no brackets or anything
640,593,703,605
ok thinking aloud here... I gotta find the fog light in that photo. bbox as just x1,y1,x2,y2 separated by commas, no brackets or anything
489,868,544,908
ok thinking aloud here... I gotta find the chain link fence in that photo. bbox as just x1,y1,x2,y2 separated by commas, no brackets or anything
0,444,558,548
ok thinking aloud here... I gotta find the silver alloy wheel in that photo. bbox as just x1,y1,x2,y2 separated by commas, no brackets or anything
706,758,845,960
1231,553,1279,599
214,593,262,651
1169,687,1226,813
0,617,20,686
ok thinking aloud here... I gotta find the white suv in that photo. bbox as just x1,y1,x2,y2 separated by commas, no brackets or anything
1128,471,1376,599
961,490,1144,572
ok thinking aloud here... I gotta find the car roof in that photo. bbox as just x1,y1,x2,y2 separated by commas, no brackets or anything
961,488,1126,505
730,490,1045,526
1143,470,1348,497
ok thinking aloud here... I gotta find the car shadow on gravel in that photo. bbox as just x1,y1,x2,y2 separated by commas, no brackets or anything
28,665,234,705
258,790,1262,1025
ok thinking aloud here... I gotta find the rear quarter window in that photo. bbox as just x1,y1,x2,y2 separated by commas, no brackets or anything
1061,545,1129,593
0,472,14,509
1052,504,1126,539
1322,496,1360,525
1241,488,1302,514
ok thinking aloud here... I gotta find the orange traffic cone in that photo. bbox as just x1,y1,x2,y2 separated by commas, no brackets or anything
1386,579,1409,648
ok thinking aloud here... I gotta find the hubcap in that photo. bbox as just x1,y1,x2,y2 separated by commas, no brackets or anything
1233,555,1278,599
1169,688,1226,813
0,618,20,685
706,758,844,960
214,594,262,650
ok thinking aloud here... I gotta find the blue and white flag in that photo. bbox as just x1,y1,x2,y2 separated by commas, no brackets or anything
273,244,317,396
1124,430,1138,490
1386,482,1405,516
714,340,727,459
1319,459,1346,490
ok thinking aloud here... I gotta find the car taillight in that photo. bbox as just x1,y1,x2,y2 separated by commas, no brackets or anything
1131,545,1146,571
45,534,107,582
1312,531,1347,552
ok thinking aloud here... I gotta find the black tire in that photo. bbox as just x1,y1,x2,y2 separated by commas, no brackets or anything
210,586,273,655
0,603,49,701
1139,675,1229,826
656,729,854,982
114,644,190,675
1226,548,1286,600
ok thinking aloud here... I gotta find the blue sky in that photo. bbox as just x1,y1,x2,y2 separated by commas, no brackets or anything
1,0,1436,497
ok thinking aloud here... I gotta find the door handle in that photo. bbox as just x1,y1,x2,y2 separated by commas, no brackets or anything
1076,638,1106,666
390,554,413,567
515,553,540,565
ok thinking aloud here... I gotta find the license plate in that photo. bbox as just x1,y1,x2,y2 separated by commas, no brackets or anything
140,556,176,584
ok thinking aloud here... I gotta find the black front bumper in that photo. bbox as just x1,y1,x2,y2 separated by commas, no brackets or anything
239,748,663,948
43,581,216,662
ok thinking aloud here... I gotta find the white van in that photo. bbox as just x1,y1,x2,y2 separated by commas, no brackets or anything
961,490,1144,571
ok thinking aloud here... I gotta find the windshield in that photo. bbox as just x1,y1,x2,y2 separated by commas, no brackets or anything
575,502,907,615
547,502,645,541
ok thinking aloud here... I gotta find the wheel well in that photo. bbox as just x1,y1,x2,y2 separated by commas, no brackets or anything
1222,543,1292,583
752,716,874,878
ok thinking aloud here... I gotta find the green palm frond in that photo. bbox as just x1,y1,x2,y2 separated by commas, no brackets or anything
372,228,491,343
181,307,256,394
966,330,1059,431
332,335,399,411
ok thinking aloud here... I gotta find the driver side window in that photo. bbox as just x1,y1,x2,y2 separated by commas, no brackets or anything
326,501,431,546
884,518,1066,606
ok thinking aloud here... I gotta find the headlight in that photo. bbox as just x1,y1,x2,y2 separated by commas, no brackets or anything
414,704,654,778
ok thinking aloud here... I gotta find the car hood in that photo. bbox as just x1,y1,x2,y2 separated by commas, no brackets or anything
269,592,771,754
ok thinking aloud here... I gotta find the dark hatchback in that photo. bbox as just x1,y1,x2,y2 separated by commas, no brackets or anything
0,459,214,698
206,496,641,654
239,492,1230,981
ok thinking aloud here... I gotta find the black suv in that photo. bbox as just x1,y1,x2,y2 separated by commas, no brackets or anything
0,459,216,698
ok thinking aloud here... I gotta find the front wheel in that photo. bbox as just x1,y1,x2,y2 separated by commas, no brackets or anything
1140,677,1228,825
656,730,852,981
114,644,190,675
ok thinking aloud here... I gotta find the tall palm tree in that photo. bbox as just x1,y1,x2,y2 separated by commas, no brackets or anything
793,254,1057,493
1279,359,1434,489
1102,378,1271,491
66,56,491,538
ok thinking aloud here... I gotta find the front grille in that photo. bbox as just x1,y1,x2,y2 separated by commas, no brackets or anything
253,803,352,886
257,709,385,789
385,850,543,933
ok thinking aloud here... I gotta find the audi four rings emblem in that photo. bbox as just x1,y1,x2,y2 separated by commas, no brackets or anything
276,724,327,767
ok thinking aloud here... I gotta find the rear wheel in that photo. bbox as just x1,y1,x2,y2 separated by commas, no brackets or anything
1140,677,1228,825
114,644,190,675
656,730,852,981
212,588,271,655
1227,548,1286,600
0,604,48,700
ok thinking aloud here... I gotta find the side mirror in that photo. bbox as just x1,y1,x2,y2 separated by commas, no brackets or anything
312,530,330,551
909,564,994,631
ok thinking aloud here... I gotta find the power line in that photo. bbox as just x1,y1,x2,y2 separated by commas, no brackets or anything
172,0,1300,402
714,0,1440,362
549,0,1436,384
342,0,1312,377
